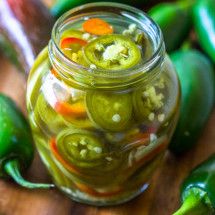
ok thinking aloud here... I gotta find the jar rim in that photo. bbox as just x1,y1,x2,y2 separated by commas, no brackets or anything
49,2,165,84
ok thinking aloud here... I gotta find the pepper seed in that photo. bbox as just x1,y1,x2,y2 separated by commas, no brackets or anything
80,149,87,158
148,112,155,121
94,147,102,153
158,113,165,122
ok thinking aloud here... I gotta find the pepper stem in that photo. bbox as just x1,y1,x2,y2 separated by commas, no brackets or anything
4,159,54,189
173,193,212,215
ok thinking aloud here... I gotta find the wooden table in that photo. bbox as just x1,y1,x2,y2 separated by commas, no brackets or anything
0,55,215,215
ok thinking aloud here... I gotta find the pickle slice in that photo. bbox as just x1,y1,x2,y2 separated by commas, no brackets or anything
55,129,106,168
86,91,132,132
83,35,141,70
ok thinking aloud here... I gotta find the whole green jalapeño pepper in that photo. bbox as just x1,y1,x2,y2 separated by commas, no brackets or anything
149,1,193,52
193,0,215,63
174,154,215,215
0,94,54,189
169,50,215,154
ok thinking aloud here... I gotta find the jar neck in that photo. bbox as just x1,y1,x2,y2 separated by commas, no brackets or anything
48,2,166,90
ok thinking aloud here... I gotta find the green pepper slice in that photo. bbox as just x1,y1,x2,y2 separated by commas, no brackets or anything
54,129,106,168
133,90,152,123
86,91,132,132
132,82,166,124
61,29,84,40
27,48,50,109
83,34,141,70
34,94,67,134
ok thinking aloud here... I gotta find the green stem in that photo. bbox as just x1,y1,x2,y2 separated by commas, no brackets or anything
173,193,213,215
4,159,54,189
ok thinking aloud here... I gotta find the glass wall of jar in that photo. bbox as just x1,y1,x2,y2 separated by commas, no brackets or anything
26,2,180,206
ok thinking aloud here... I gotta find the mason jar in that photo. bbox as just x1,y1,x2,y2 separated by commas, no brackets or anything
26,2,180,206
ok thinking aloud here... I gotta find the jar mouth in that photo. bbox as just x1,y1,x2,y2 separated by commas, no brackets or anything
49,2,165,81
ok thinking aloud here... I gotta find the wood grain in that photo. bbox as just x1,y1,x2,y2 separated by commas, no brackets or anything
0,55,215,215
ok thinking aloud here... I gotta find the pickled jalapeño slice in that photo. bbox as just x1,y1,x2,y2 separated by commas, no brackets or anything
86,91,132,132
61,29,84,40
55,129,106,168
132,85,165,123
34,94,67,134
60,29,88,66
83,35,141,70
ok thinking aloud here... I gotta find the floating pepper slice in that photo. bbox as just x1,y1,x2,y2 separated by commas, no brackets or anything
60,37,87,51
50,136,124,186
60,29,88,66
52,129,107,170
132,85,165,124
61,29,84,40
50,138,81,175
133,90,153,123
86,91,132,132
83,18,113,35
34,94,67,134
54,100,92,129
84,35,141,70
55,101,87,118
60,30,87,51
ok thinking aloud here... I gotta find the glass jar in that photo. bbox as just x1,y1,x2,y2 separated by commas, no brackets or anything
26,2,180,206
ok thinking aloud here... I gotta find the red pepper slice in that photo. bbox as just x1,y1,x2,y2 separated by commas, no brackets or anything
60,37,87,49
50,138,81,175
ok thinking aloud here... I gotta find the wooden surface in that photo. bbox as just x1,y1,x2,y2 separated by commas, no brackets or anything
0,55,215,215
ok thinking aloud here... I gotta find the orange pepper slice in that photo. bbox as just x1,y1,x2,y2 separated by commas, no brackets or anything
50,68,58,77
83,18,113,35
55,101,86,118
